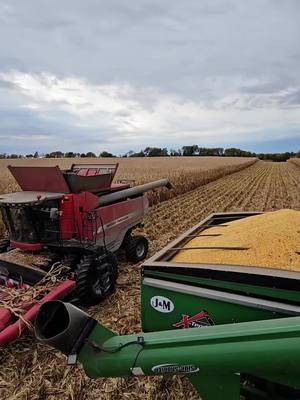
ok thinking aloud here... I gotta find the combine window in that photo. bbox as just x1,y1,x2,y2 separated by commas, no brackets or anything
1,200,60,244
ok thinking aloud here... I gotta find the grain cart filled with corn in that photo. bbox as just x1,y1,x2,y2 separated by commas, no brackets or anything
0,163,172,346
35,210,300,400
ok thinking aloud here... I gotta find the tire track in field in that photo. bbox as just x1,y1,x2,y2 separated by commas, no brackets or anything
145,161,300,253
226,164,269,211
145,162,264,238
244,163,299,211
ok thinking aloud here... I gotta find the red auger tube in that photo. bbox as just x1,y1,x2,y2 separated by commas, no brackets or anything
0,308,12,331
0,280,76,346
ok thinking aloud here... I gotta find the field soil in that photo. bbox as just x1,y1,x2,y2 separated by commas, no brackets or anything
0,160,299,400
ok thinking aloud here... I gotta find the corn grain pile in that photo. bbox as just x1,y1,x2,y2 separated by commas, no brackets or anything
173,209,300,270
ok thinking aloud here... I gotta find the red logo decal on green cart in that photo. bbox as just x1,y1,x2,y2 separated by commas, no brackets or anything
173,311,214,329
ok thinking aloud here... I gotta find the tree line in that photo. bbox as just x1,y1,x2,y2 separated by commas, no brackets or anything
0,151,115,159
0,146,299,162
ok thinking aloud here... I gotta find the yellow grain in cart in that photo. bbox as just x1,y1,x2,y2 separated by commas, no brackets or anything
172,209,300,271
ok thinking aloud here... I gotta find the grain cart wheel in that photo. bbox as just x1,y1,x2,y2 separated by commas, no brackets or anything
125,235,149,263
75,253,117,306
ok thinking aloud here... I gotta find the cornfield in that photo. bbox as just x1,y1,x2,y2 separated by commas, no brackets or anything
288,158,300,168
0,156,257,205
0,158,300,400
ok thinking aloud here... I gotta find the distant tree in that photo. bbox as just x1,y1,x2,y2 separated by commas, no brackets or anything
46,151,64,158
26,154,33,158
182,145,199,156
129,151,145,157
33,151,39,158
258,152,295,162
80,153,87,158
123,150,134,158
86,152,96,158
99,151,115,158
198,147,224,156
143,147,169,157
224,148,239,157
224,148,255,157
65,152,76,158
169,148,181,156
0,153,7,159
9,154,19,159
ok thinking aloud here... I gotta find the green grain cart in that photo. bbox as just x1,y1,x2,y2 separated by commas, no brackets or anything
35,212,300,400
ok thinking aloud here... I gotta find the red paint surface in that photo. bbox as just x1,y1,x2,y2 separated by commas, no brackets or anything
173,312,209,329
8,165,70,193
0,308,12,332
0,279,75,346
10,241,44,251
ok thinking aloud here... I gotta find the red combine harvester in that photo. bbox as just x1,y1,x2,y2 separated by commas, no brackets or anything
0,163,171,345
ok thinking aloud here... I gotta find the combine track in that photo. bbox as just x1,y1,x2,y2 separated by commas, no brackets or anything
1,160,299,400
145,161,300,252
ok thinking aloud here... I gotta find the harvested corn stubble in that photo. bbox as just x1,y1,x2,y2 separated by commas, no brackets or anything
0,248,54,268
172,209,300,270
0,261,69,319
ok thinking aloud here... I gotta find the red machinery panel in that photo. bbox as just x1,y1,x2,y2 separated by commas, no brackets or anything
8,166,70,193
71,163,119,178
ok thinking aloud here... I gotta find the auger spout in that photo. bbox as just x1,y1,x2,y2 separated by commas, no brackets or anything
35,301,300,400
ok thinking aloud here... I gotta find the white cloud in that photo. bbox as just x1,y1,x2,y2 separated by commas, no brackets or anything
0,134,49,141
0,70,299,152
0,1,299,152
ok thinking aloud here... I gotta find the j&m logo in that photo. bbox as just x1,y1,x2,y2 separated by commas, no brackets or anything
150,296,174,313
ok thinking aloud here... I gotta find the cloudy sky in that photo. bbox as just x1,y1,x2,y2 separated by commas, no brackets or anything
0,0,299,155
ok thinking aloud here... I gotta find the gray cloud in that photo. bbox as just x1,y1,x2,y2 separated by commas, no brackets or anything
0,0,299,153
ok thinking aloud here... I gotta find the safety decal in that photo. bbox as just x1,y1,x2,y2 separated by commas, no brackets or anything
152,363,199,374
150,296,174,313
173,311,214,329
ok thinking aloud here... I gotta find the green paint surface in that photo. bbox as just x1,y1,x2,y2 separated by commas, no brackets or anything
78,316,300,399
141,280,289,332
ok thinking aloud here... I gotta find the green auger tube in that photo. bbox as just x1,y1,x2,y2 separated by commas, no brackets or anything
35,301,300,400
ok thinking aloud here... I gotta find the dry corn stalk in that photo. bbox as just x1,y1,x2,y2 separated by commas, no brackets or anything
0,262,70,320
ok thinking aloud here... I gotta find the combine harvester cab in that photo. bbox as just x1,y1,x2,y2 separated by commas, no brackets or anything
35,210,300,400
0,163,171,346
